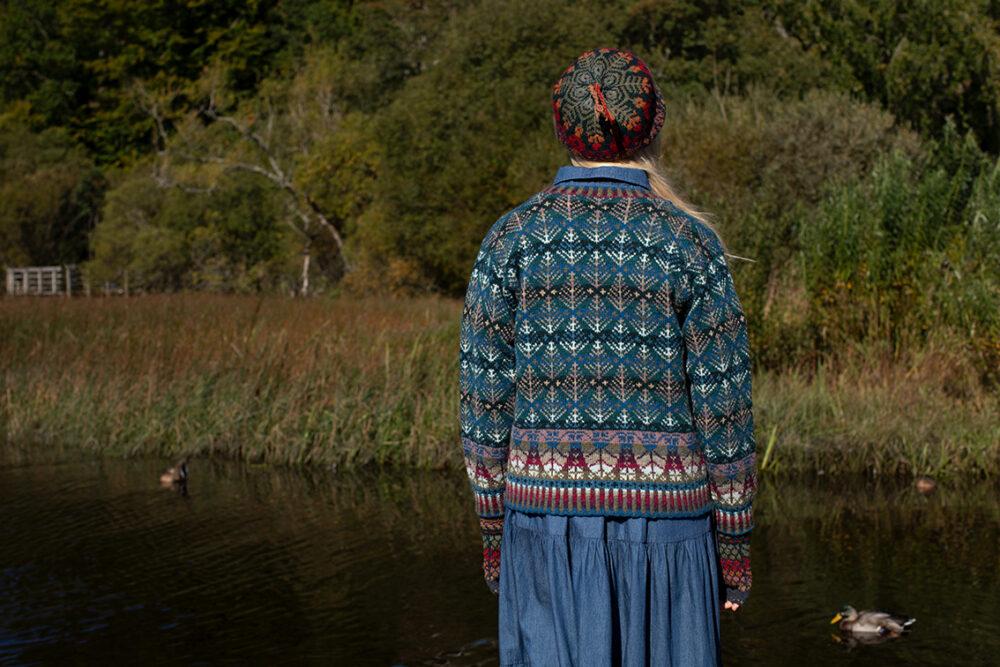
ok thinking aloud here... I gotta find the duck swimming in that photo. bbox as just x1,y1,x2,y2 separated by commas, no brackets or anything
831,604,915,636
915,475,938,495
159,458,188,485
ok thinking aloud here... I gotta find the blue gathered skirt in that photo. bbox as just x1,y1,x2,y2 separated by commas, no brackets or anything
498,509,721,667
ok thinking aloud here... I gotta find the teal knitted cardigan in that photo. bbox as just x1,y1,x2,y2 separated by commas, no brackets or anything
460,166,755,604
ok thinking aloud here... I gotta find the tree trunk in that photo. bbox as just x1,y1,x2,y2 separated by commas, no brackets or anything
300,241,311,297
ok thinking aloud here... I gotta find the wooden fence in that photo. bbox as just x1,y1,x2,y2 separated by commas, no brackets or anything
5,266,80,296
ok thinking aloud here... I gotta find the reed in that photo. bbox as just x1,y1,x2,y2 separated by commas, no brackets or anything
753,346,1000,478
1,295,996,476
0,294,461,468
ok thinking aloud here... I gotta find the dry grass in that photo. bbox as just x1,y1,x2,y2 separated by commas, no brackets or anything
754,346,1000,478
0,294,461,467
1,295,996,476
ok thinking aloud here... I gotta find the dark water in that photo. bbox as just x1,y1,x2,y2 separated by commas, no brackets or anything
1,459,998,666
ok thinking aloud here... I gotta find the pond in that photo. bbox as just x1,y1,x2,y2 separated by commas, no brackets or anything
1,458,998,666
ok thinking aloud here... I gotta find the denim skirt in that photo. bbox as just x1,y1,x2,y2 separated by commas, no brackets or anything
498,509,721,667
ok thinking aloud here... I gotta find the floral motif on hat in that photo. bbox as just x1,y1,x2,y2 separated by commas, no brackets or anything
552,48,665,161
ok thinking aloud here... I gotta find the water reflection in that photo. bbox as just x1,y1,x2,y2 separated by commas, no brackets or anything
732,474,1000,666
0,459,997,666
831,631,904,650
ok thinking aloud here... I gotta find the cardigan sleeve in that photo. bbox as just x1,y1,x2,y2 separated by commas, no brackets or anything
680,231,756,606
460,232,517,594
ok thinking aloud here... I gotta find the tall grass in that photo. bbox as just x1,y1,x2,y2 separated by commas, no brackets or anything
1,294,997,476
800,127,1000,375
0,295,461,467
754,347,1000,478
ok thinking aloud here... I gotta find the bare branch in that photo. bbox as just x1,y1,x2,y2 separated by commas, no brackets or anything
266,105,275,151
201,100,272,159
306,203,349,268
131,74,352,275
282,202,314,242
149,152,218,194
166,146,278,182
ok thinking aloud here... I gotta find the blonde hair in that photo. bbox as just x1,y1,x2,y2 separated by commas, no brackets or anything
569,135,724,247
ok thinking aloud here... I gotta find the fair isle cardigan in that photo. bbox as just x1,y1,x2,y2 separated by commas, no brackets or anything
459,165,756,604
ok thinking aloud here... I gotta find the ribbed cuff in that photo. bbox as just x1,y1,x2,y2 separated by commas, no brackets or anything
715,504,753,535
725,585,750,606
480,517,503,596
717,531,751,603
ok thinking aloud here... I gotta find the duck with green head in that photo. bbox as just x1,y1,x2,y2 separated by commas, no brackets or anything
831,604,916,636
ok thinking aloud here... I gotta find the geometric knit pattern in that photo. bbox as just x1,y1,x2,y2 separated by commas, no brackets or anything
719,532,752,605
480,517,503,595
552,48,666,160
460,166,755,600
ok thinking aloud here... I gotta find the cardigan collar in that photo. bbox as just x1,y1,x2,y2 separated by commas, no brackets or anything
553,165,650,190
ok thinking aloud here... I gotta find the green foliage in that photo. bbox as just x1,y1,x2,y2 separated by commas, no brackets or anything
776,0,1000,151
129,41,380,286
327,4,415,112
0,121,104,266
367,0,629,293
0,1,82,131
90,166,296,292
623,0,841,96
0,0,998,383
800,125,1000,379
0,0,361,164
652,87,919,365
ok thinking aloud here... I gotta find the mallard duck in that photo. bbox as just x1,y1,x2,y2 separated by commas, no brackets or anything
159,458,188,485
831,604,915,635
915,475,938,495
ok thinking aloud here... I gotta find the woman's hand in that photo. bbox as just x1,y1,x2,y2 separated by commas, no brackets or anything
724,600,741,612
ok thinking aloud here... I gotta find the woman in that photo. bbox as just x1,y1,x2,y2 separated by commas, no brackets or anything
459,48,755,666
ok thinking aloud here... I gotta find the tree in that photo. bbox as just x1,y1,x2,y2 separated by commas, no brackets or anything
621,0,838,98
776,0,1000,151
0,118,104,267
367,0,629,294
135,53,355,294
90,162,297,292
1,0,355,164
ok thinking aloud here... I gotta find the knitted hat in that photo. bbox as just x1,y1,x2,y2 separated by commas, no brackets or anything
552,48,665,161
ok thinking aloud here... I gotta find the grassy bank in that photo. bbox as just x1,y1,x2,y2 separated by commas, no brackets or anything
1,295,997,476
0,295,460,467
754,351,1000,477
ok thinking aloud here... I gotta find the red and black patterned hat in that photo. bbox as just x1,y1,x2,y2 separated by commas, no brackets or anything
552,48,665,161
